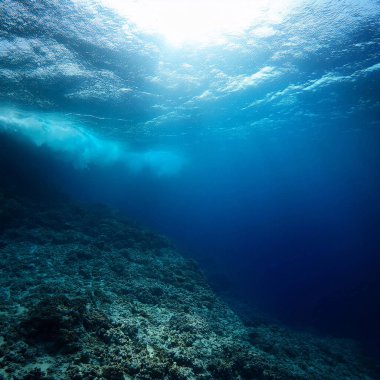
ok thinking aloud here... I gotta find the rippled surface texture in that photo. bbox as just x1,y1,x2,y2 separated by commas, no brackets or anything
1,0,380,375
1,0,379,140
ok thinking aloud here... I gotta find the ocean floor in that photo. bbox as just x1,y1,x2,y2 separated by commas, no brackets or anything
0,190,378,379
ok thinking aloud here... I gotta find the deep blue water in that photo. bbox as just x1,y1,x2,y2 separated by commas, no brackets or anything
1,0,380,359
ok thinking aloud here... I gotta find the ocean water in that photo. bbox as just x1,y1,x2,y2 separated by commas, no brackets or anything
1,0,380,377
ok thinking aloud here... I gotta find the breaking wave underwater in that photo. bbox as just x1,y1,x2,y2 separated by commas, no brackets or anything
0,0,380,378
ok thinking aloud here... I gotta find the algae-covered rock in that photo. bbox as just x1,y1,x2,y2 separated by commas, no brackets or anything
0,192,378,379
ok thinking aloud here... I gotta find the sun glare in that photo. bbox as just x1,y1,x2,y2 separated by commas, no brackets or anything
101,0,293,46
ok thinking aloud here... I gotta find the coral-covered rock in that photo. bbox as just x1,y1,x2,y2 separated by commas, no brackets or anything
0,192,378,379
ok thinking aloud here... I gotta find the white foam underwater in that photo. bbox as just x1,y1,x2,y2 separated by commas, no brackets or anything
0,104,185,176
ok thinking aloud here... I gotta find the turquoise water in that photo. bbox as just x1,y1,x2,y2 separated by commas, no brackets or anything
1,0,380,365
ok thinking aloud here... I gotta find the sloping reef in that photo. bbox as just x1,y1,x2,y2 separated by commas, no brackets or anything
0,190,378,379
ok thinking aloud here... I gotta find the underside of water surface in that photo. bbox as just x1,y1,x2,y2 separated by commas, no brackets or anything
0,1,380,379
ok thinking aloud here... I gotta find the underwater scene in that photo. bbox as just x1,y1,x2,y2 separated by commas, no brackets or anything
0,0,380,379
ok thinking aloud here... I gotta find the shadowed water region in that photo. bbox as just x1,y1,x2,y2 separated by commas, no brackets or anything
0,1,380,378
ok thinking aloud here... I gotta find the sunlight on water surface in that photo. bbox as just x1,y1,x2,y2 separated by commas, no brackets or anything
99,0,296,46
